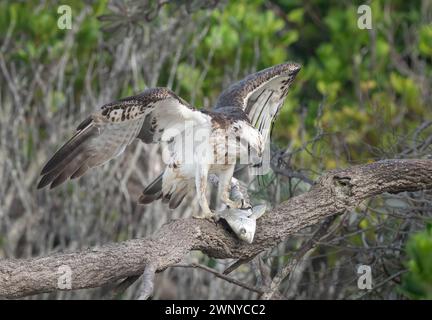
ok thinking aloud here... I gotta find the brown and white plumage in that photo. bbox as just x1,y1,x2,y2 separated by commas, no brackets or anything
215,62,301,151
39,62,301,218
198,61,301,208
38,88,207,189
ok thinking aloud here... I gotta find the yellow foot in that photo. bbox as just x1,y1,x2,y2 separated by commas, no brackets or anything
193,211,217,220
224,198,247,209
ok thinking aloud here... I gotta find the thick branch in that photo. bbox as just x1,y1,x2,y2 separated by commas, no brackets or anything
1,159,431,298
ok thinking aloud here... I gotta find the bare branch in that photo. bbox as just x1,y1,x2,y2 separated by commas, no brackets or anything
260,216,337,300
136,263,157,300
0,159,431,299
172,263,264,295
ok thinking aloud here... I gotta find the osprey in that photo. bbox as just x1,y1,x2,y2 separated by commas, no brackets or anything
38,62,301,219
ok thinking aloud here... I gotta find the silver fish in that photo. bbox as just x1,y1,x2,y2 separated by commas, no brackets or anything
217,204,267,244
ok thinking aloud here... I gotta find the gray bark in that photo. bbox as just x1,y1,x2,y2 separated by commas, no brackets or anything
1,159,431,298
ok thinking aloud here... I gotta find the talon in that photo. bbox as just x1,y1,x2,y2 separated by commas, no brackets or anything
192,212,214,219
194,210,215,220
223,198,243,209
239,200,252,209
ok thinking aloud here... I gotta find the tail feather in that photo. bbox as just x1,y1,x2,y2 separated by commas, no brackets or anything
138,172,187,209
138,191,162,204
169,188,187,209
143,173,163,194
138,173,163,204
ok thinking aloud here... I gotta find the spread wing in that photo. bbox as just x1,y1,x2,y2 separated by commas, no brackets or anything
214,62,301,144
38,87,208,189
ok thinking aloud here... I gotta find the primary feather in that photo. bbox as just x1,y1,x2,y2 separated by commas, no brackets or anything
38,87,206,189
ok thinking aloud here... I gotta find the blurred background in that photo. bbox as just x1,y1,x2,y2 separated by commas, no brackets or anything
0,0,431,299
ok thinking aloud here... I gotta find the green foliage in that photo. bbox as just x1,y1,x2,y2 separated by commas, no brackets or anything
1,0,107,94
187,0,297,106
419,25,432,57
400,224,432,299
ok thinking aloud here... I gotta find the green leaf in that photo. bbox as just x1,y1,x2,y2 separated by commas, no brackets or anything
287,8,304,24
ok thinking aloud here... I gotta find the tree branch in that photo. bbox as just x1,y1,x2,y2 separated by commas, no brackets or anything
260,216,337,300
1,159,431,299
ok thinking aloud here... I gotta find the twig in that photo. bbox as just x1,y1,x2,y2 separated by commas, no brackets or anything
172,263,264,295
136,263,157,300
223,254,258,275
111,275,140,299
260,216,337,299
352,269,407,300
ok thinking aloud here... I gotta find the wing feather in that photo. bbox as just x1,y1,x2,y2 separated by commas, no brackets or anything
38,87,208,189
214,62,301,143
